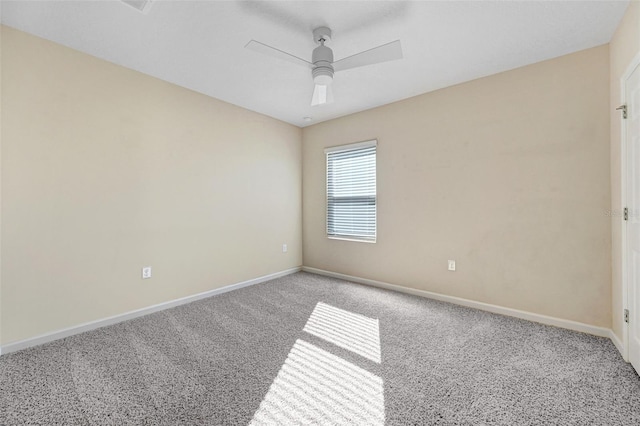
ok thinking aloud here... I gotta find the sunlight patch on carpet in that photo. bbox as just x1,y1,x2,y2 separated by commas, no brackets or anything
303,302,381,363
249,339,384,425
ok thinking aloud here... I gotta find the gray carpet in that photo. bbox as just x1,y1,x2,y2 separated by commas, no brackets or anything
1,272,639,425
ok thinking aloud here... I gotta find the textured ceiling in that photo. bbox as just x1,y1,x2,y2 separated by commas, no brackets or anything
0,0,630,127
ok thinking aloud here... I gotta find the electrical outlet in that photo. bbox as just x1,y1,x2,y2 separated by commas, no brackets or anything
282,244,288,253
142,266,152,279
448,260,456,271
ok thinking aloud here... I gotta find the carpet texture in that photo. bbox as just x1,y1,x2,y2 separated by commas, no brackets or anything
1,272,639,425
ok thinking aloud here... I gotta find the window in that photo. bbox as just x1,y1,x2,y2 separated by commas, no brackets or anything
326,140,377,242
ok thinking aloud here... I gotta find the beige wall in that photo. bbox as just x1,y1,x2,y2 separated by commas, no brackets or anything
0,26,302,344
303,46,611,327
610,1,640,343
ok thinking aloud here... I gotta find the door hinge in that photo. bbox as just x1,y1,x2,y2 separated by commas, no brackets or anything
624,207,629,221
617,104,627,119
625,309,629,324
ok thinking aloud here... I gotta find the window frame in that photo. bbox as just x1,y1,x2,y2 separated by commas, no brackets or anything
325,140,377,243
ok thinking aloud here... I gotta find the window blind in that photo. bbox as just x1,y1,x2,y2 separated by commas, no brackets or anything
326,141,377,242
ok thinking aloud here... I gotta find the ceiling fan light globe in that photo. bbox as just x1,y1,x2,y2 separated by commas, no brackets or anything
312,64,334,85
313,74,333,85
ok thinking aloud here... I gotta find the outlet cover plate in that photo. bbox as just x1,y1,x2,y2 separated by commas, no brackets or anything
142,266,152,279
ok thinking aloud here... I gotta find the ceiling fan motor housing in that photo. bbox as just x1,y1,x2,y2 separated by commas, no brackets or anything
312,44,334,85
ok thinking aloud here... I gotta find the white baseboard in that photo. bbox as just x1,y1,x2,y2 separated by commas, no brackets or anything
0,266,301,356
3,266,624,360
302,266,612,339
609,329,626,361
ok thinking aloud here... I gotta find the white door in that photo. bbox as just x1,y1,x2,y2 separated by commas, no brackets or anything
626,62,640,374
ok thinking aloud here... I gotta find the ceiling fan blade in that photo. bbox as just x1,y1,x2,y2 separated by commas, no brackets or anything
333,40,403,72
245,40,313,69
311,84,334,106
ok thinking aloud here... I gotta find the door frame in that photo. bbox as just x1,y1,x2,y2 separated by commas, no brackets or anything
621,51,640,362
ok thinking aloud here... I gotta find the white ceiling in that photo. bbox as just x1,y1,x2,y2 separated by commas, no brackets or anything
1,0,630,127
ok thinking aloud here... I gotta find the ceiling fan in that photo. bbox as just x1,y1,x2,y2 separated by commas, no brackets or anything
245,27,403,106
